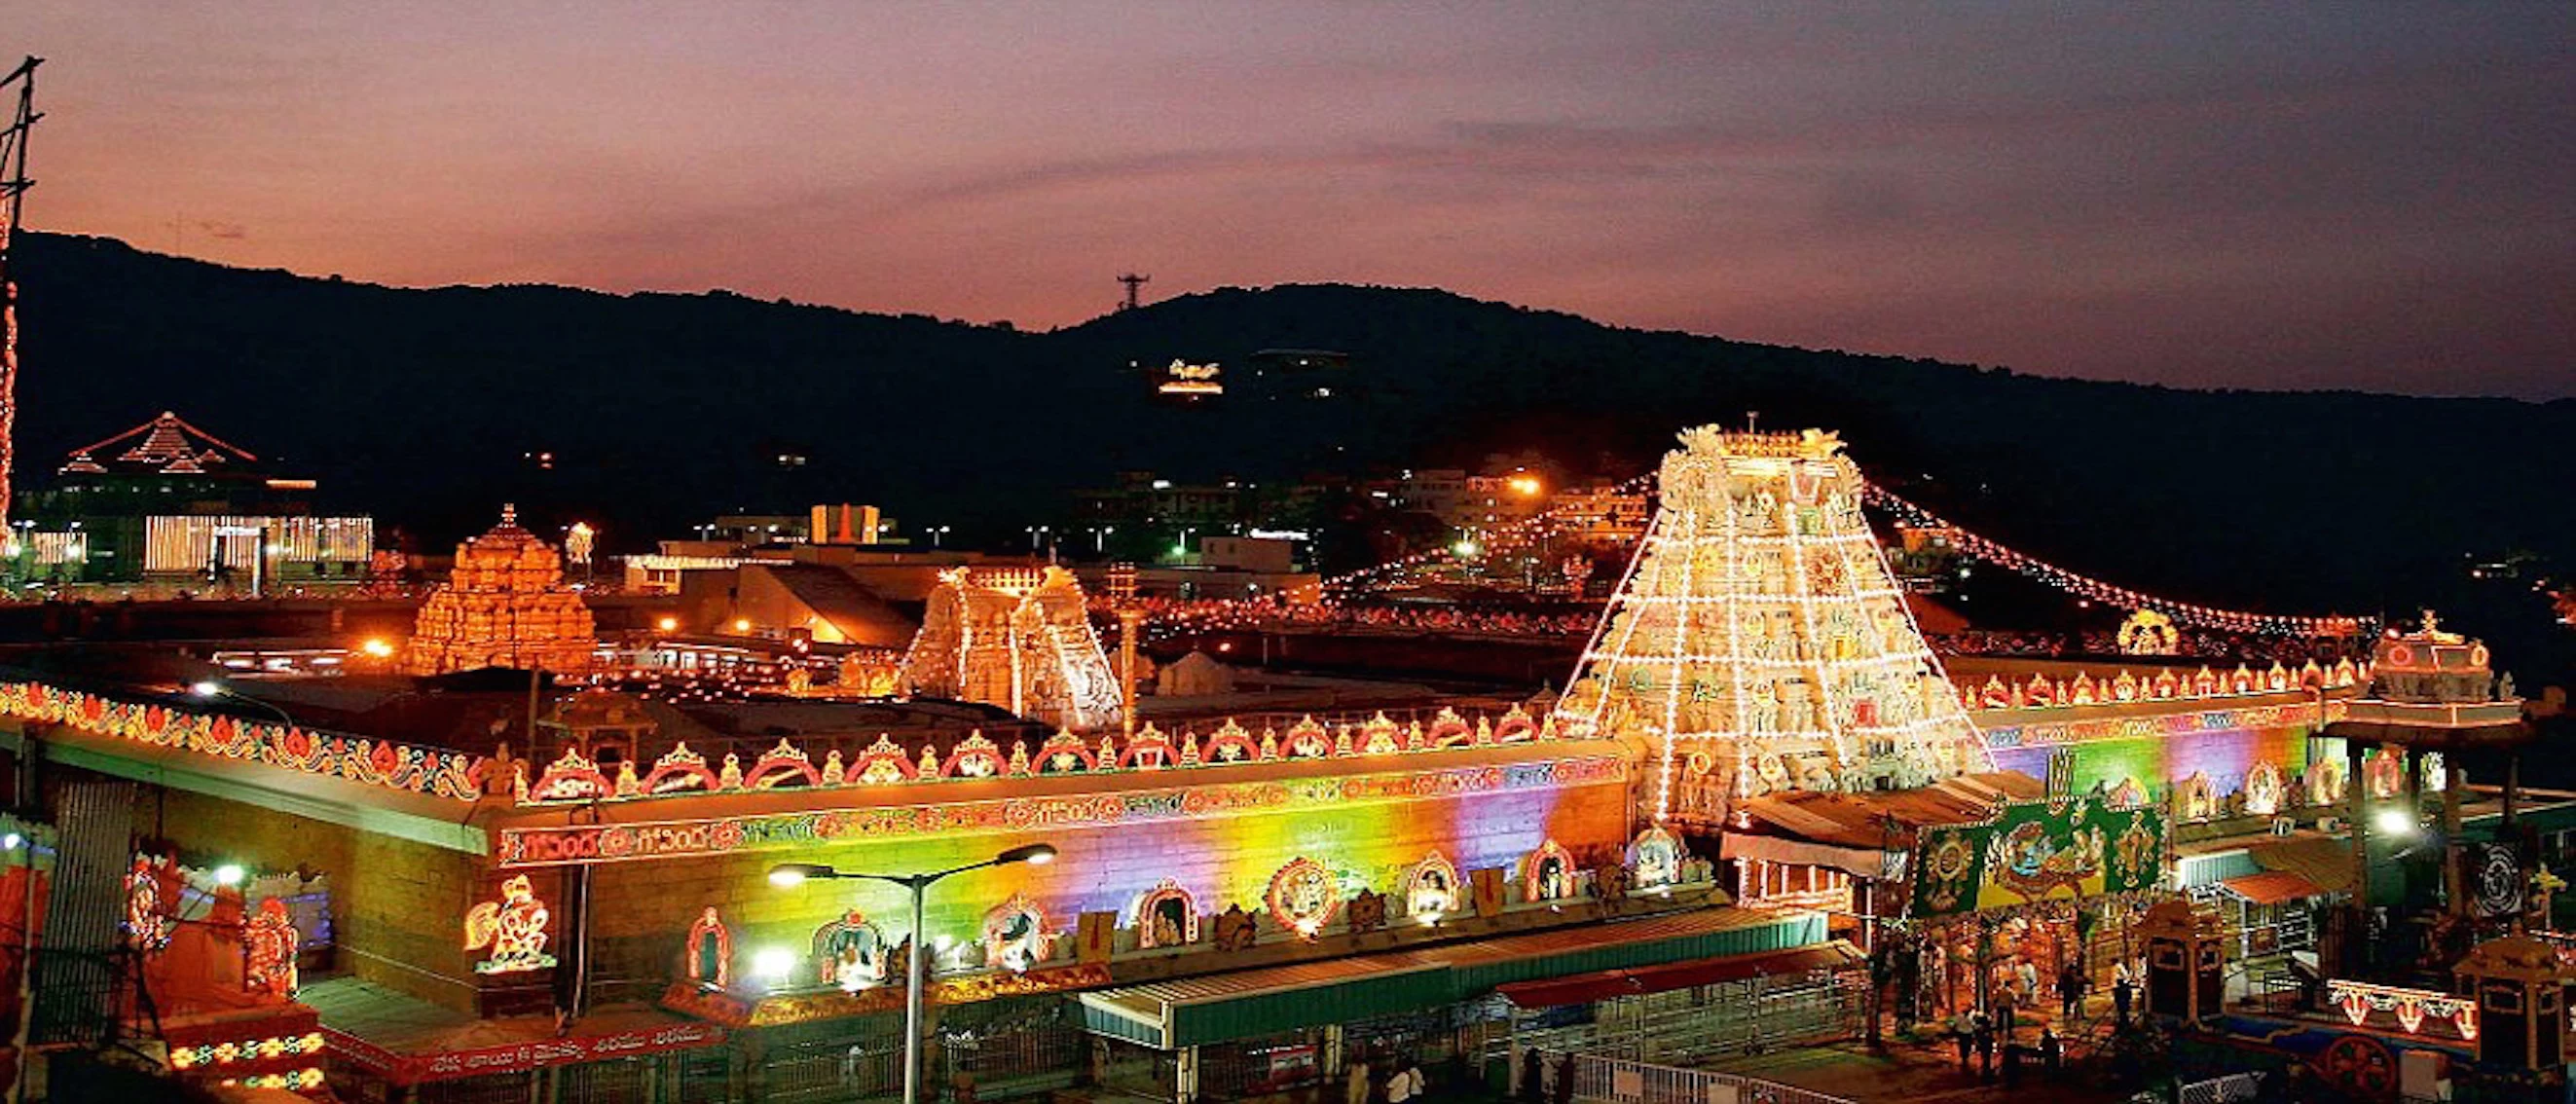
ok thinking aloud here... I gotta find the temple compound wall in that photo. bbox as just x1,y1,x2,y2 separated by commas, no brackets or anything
509,738,1640,998
1976,690,2343,821
138,787,486,1014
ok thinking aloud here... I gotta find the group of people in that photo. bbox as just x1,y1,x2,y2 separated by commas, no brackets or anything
1513,1051,1579,1104
1348,1055,1436,1104
1946,1010,2062,1086
1940,956,2148,1086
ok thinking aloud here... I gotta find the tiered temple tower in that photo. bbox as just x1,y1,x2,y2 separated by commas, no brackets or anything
900,566,1122,731
1554,426,1990,827
402,505,596,676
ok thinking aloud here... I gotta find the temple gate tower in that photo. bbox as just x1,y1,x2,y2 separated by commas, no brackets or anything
900,566,1122,732
402,504,597,676
1553,426,1989,828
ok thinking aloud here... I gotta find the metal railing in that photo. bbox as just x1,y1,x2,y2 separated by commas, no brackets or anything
1532,1049,1855,1104
2175,1070,2266,1104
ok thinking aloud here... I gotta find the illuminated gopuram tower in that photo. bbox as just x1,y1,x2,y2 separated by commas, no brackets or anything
1554,426,1990,827
900,566,1122,731
402,505,597,676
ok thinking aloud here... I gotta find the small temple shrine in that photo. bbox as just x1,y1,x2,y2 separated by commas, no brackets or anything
401,504,597,675
899,565,1122,730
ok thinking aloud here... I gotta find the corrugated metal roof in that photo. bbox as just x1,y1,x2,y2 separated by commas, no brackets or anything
2251,834,2354,894
1097,959,1449,1010
1498,940,1865,1009
2217,870,2327,905
1735,771,2043,849
1079,908,1822,1049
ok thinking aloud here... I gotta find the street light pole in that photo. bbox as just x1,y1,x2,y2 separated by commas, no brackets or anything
904,873,928,1103
770,842,1057,1104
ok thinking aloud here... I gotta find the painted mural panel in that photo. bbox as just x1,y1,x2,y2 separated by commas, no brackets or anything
1911,797,2165,917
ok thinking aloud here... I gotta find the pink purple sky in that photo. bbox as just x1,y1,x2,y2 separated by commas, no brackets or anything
18,3,2574,396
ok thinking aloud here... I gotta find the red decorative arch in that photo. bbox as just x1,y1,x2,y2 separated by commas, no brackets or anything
1523,839,1577,902
641,744,721,794
745,740,823,790
1131,879,1200,948
1034,731,1097,773
942,732,1004,778
1201,720,1259,764
684,907,732,988
1119,725,1178,770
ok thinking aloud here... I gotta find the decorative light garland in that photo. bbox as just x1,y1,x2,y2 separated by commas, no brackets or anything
520,705,1564,807
1861,484,2374,637
1145,466,2363,646
2327,978,2477,1039
0,681,483,802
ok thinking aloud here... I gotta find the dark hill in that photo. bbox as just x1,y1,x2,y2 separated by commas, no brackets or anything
13,231,2573,647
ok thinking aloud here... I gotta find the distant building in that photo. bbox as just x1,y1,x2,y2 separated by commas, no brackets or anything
17,411,372,588
1546,482,1649,543
687,503,903,548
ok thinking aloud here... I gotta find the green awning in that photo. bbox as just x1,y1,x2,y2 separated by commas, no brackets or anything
1081,961,1452,1049
1446,909,1823,992
1079,907,1822,1050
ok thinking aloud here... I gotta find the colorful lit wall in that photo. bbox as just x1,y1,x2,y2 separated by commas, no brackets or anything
550,746,1637,992
1978,697,2326,805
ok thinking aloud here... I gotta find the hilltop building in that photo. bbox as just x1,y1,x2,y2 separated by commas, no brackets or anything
14,411,372,588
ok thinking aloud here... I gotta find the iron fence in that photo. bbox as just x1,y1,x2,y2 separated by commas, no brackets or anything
1531,1049,1855,1104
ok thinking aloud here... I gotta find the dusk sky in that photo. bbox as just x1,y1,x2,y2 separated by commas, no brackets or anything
18,3,2574,397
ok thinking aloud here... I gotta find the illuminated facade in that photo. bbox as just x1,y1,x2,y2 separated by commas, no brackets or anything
401,504,597,675
1556,427,1991,826
0,672,1752,1100
16,410,372,586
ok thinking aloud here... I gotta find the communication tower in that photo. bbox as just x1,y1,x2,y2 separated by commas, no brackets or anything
0,56,40,533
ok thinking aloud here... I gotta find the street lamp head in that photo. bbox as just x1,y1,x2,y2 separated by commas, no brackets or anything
997,843,1057,866
769,863,837,888
2372,806,2417,838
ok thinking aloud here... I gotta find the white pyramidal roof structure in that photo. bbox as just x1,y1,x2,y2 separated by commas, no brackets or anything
1554,426,1990,826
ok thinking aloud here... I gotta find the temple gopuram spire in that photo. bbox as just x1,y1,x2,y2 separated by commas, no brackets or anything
402,505,595,676
1554,425,1990,827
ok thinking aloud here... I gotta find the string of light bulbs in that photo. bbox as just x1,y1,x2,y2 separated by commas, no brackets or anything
1126,466,2367,640
1859,482,2374,636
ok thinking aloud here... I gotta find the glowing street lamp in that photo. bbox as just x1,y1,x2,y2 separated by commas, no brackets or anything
189,680,297,727
768,843,1058,1104
2372,806,2417,838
